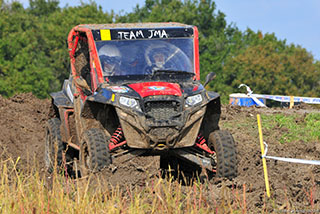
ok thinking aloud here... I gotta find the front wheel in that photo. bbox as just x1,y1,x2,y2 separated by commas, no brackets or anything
208,130,237,179
79,128,111,177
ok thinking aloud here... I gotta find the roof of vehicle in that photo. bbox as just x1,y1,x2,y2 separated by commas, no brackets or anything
77,22,193,30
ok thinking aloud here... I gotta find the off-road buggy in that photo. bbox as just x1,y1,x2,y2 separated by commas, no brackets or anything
45,23,237,179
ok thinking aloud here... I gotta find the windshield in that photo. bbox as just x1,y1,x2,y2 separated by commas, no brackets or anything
96,38,194,77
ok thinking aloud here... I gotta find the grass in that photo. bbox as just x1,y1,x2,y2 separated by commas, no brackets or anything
261,113,320,143
0,157,246,213
0,156,319,213
223,112,320,144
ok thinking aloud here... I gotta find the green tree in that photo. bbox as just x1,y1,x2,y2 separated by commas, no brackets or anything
222,31,320,98
29,0,59,16
0,1,52,98
0,1,114,98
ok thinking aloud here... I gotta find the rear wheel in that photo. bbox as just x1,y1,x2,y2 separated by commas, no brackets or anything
208,130,237,179
44,118,65,173
79,128,111,177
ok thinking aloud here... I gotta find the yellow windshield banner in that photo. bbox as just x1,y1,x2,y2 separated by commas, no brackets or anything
100,29,111,40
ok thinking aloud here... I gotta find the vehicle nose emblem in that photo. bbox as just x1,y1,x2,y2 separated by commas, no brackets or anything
148,86,166,90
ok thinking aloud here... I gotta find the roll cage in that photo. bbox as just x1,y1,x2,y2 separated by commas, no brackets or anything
67,23,200,97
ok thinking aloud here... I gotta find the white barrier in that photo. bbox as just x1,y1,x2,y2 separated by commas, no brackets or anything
253,94,320,105
238,84,320,105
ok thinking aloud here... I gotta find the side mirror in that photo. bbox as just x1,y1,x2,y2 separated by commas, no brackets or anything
203,72,216,87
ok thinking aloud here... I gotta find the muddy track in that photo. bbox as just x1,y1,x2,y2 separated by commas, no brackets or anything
0,93,50,166
0,94,319,211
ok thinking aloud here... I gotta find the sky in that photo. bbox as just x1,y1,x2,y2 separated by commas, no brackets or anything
214,0,320,60
16,0,320,60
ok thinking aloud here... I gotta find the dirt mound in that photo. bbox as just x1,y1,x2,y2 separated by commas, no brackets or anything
0,93,50,166
0,93,319,211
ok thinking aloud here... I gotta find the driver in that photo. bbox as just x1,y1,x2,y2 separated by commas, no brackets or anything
98,44,122,76
152,52,166,69
145,45,168,73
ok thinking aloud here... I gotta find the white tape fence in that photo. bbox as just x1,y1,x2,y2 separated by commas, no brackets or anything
238,84,320,106
262,141,320,165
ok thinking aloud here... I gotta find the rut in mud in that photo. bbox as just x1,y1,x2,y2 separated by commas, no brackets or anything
0,93,319,211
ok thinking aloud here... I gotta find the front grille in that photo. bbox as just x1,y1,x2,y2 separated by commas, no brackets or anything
145,100,180,120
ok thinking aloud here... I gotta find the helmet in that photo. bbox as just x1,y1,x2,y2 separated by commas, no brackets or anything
145,42,193,73
145,44,168,69
98,45,121,76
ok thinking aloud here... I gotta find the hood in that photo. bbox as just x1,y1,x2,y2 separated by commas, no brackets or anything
128,82,182,98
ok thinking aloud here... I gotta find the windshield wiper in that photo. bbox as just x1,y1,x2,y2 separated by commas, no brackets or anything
151,69,195,76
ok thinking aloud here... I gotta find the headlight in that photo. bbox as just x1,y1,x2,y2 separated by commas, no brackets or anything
186,94,203,106
119,96,138,108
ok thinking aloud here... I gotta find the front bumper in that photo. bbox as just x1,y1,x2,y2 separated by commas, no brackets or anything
116,104,206,149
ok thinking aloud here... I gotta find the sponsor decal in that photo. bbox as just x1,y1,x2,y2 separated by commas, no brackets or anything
108,86,129,93
148,86,166,90
118,29,168,40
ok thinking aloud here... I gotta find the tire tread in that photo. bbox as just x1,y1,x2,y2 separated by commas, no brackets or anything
208,130,237,179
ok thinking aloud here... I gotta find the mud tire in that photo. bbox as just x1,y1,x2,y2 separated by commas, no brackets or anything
208,130,237,179
44,118,65,173
80,128,111,176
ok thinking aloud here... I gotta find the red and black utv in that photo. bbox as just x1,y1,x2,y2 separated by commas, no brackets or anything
45,23,237,179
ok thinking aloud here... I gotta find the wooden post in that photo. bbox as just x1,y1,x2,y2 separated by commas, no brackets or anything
289,96,294,109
